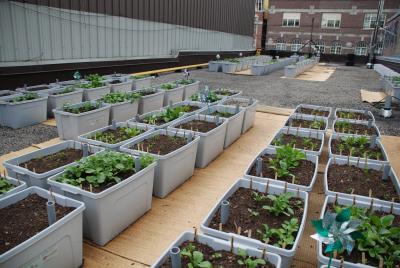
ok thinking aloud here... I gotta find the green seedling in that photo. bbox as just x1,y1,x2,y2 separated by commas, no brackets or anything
0,177,14,194
237,248,266,268
80,74,105,89
8,92,40,103
252,191,267,202
62,101,101,114
248,208,260,217
263,192,298,217
160,83,178,90
180,243,212,268
268,145,306,180
100,92,140,104
310,120,324,130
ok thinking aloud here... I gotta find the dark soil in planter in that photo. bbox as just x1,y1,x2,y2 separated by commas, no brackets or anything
80,169,135,193
328,164,399,202
336,111,370,121
213,90,237,96
176,120,218,133
286,119,326,130
248,155,315,186
273,134,322,151
110,80,122,84
224,99,250,107
331,139,384,160
63,104,100,114
0,194,73,254
295,107,329,117
137,134,187,155
139,90,158,96
334,122,377,136
19,148,87,174
210,111,235,118
209,188,304,249
91,127,144,144
25,86,49,92
160,240,276,268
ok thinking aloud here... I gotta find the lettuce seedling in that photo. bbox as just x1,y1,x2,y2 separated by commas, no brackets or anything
0,177,14,194
180,243,212,268
237,248,266,268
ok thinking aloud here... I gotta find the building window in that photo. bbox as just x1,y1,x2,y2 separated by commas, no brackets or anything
375,42,383,55
322,13,341,28
315,39,325,53
255,0,264,11
275,38,286,51
282,13,300,27
363,13,385,29
291,39,302,52
354,41,368,56
330,41,342,54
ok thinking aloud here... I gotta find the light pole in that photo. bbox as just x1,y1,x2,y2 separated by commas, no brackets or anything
368,0,385,68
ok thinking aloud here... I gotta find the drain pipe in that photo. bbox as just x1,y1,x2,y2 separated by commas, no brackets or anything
47,201,57,225
382,164,390,181
169,247,182,268
82,144,89,157
135,157,141,172
111,120,117,130
221,200,230,224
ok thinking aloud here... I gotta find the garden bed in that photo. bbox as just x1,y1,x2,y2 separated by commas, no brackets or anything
98,91,140,123
285,115,328,132
0,176,26,199
333,119,380,136
189,90,223,104
79,74,111,101
222,97,258,133
47,87,83,117
158,83,184,106
134,88,165,114
166,100,207,116
335,108,375,122
294,104,332,118
133,105,191,129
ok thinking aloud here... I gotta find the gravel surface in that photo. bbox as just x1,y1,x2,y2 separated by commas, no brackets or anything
0,124,58,155
155,64,400,136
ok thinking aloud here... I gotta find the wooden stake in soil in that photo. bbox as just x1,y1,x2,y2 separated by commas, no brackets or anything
352,195,356,205
249,178,253,190
219,223,222,231
237,226,241,235
265,180,270,193
370,199,374,210
247,229,252,238
333,155,336,164
284,182,288,193
334,193,338,205
361,252,366,264
390,199,394,214
230,237,234,252
286,127,290,135
297,188,300,198
368,189,372,198
379,257,384,268
262,248,266,259
24,163,28,169
89,184,93,193
193,227,198,242
274,172,278,180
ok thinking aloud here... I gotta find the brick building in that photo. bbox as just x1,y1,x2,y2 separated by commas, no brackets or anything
263,0,399,56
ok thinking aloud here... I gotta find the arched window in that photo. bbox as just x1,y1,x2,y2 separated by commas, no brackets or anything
291,39,302,52
315,39,325,53
275,38,286,51
330,41,342,55
354,41,368,56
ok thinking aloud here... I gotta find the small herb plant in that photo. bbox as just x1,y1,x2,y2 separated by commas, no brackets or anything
263,192,300,217
310,120,324,130
237,248,266,268
338,111,357,120
91,126,143,144
180,243,212,268
335,121,351,132
335,136,382,159
190,91,221,103
80,74,105,89
52,87,76,95
100,92,140,104
0,177,14,194
177,78,195,85
142,106,190,125
268,145,306,181
160,83,178,90
8,92,40,103
62,102,101,114
130,74,151,80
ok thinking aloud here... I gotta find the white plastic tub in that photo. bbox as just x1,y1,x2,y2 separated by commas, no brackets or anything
179,80,200,100
285,114,329,133
48,153,157,246
130,107,188,130
3,141,104,189
131,76,154,90
0,186,85,268
294,104,333,118
244,146,319,192
332,118,381,137
200,178,309,268
47,88,83,117
208,61,222,72
134,88,165,114
81,85,111,101
108,80,133,93
334,107,375,122
167,100,208,116
151,231,282,268
160,84,185,106
105,99,139,124
0,177,27,200
15,84,52,95
168,114,228,168
221,97,259,133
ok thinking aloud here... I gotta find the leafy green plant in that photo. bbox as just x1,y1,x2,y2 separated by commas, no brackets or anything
143,106,190,125
263,192,298,216
338,111,357,120
139,153,155,168
80,74,105,89
303,137,318,151
130,74,151,80
310,120,324,129
100,92,140,104
237,248,266,268
273,218,299,248
160,83,178,90
257,224,275,244
177,78,195,85
52,87,76,95
190,91,221,103
62,102,101,114
248,208,260,217
252,191,267,202
92,126,143,144
335,121,351,132
0,177,14,194
8,92,40,103
268,145,306,180
180,243,212,268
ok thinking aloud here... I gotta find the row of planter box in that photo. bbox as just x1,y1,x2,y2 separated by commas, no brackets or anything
381,75,400,103
284,58,318,78
209,56,271,73
251,57,298,76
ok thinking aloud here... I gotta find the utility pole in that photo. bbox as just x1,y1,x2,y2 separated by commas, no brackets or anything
368,0,384,68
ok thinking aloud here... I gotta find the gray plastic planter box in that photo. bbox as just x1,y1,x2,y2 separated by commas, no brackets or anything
109,80,133,93
0,93,48,129
53,101,111,140
105,99,139,124
222,62,238,73
120,129,199,198
284,65,297,77
151,231,282,268
317,195,399,268
208,61,222,72
251,64,266,76
16,84,52,95
324,157,400,209
180,80,200,100
286,114,329,133
0,177,27,200
332,118,381,137
245,146,319,192
131,76,154,90
4,140,103,189
271,127,325,156
334,107,375,122
81,85,111,101
222,97,258,133
48,153,156,246
328,133,388,164
168,114,228,168
134,88,165,114
200,105,245,148
294,104,333,118
0,186,85,268
200,178,309,268
78,122,154,151
47,87,84,117
160,85,185,106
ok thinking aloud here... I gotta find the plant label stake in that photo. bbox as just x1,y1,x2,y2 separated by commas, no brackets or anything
382,164,390,181
256,157,263,177
83,144,89,157
169,247,181,268
111,120,117,130
215,115,220,126
221,200,230,224
369,135,377,149
47,201,57,226
135,157,141,172
235,104,239,114
367,119,373,129
186,132,193,144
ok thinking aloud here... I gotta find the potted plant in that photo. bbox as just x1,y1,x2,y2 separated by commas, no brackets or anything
151,231,282,267
0,186,85,268
324,157,399,208
98,91,140,123
271,127,325,156
329,133,388,164
132,105,191,129
168,114,228,168
245,145,319,192
0,92,48,129
212,88,242,99
47,86,84,117
134,88,165,114
3,140,104,189
208,60,223,72
53,101,111,140
294,104,332,118
314,195,400,268
106,77,133,93
199,105,245,148
158,83,185,106
189,90,223,105
48,151,157,246
0,175,26,199
222,97,259,133
176,78,200,100
335,108,375,122
222,59,240,73
200,178,309,268
285,114,328,132
79,74,111,101
333,119,380,136
130,74,154,90
120,129,199,198
166,101,208,116
79,121,154,151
